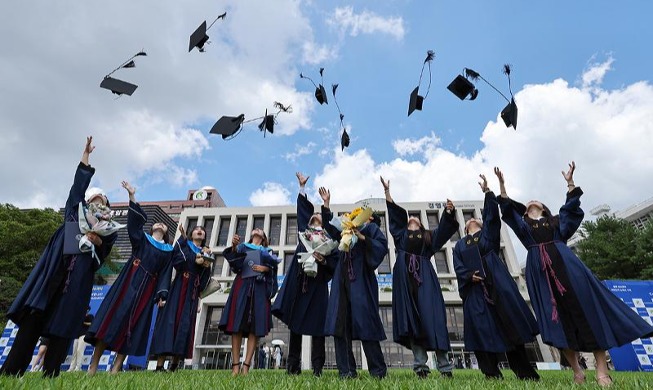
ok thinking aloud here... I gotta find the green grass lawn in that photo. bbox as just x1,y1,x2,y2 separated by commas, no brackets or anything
0,369,650,390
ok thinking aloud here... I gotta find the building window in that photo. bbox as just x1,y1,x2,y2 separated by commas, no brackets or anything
285,216,297,245
426,211,439,230
212,255,225,276
216,218,231,247
236,216,248,240
498,249,508,268
284,252,295,274
434,250,449,274
445,305,465,342
269,216,282,246
201,307,228,345
253,216,265,231
203,218,214,247
186,217,198,233
408,211,421,221
449,220,461,242
462,210,475,223
377,213,387,236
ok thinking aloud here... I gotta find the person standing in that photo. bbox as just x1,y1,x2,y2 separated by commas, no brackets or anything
271,173,337,376
381,176,458,378
150,224,212,372
0,137,117,378
453,173,540,380
320,187,389,379
219,229,279,376
86,181,176,375
495,163,653,387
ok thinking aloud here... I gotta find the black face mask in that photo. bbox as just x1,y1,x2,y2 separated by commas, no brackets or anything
407,229,423,254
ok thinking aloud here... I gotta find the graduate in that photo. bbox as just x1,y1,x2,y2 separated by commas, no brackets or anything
86,181,176,375
271,173,337,377
381,176,458,378
219,228,280,376
150,224,213,372
495,163,653,387
453,173,540,380
0,137,117,378
320,187,389,379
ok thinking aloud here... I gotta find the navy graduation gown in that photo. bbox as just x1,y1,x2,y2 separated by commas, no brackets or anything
150,237,210,358
218,244,279,337
85,201,174,355
322,206,388,341
499,188,653,350
387,200,459,351
453,191,538,353
7,162,116,339
271,194,336,336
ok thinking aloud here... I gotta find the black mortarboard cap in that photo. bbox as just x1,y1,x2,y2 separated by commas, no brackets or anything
315,84,328,105
100,76,138,96
407,86,424,117
500,98,518,129
341,129,350,151
189,21,209,52
258,109,274,135
210,115,245,139
447,75,478,100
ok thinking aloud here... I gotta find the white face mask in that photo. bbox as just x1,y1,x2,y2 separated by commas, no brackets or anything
311,226,323,231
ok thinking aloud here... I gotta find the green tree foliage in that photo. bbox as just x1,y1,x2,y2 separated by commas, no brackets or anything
0,204,63,324
577,215,651,280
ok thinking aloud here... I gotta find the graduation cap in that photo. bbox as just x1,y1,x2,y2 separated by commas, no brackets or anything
209,101,292,140
447,64,518,130
300,68,328,105
408,50,435,117
100,50,147,96
331,83,350,151
189,12,226,52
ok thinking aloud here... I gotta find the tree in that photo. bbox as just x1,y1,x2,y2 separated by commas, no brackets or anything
635,221,653,280
576,215,649,280
0,204,63,324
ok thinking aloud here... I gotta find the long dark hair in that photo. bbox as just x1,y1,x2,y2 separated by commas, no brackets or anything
149,223,171,244
248,231,269,247
419,223,431,249
190,226,207,247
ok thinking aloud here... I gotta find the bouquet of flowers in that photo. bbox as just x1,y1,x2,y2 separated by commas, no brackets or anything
77,202,126,254
297,227,337,277
329,206,374,252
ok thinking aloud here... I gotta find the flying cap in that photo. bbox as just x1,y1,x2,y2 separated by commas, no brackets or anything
407,50,435,117
100,50,147,97
189,12,226,53
209,102,292,140
300,68,328,105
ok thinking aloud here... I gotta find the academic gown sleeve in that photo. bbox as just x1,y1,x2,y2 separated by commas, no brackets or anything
453,242,474,299
93,232,118,271
321,206,342,241
360,223,389,271
172,237,190,271
386,200,407,247
223,244,246,274
431,208,460,253
128,200,147,250
64,162,96,220
478,191,501,254
497,196,530,247
297,194,315,231
156,252,174,302
557,187,584,242
261,250,280,299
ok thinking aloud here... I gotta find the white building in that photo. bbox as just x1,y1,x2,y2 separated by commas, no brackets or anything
179,197,551,370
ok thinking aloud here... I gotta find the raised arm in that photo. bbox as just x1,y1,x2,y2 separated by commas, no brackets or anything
65,137,97,217
494,168,530,246
296,172,314,230
558,161,584,240
155,253,174,307
430,199,460,252
478,174,501,252
319,187,341,240
123,181,146,245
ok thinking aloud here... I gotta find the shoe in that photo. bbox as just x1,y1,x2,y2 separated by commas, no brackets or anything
596,374,613,388
339,372,358,379
440,371,453,378
155,366,165,372
286,366,301,375
313,369,322,377
573,371,586,385
416,370,429,379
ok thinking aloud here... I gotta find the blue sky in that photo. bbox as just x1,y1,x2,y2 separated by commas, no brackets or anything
1,0,652,214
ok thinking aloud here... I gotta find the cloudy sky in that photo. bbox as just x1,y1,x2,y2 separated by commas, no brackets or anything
1,0,652,220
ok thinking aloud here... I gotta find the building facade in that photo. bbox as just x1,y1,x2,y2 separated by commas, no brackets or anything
179,196,552,370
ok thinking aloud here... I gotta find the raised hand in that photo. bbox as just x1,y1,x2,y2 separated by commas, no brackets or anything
445,199,455,213
296,172,309,187
81,136,95,165
562,161,576,184
380,176,390,191
178,224,186,239
494,167,508,197
318,187,331,207
231,234,240,250
478,174,489,193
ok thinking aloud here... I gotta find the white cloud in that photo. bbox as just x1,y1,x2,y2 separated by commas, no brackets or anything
0,0,325,208
311,59,653,219
328,6,405,40
249,182,292,206
582,55,615,88
284,142,317,162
